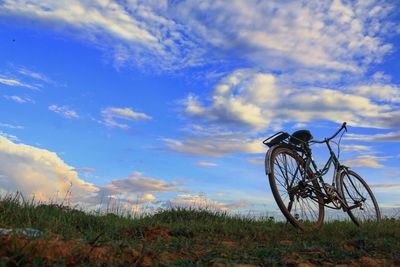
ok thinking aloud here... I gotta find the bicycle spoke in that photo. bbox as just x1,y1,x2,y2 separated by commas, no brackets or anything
340,171,380,224
275,153,317,221
269,147,324,230
266,124,380,230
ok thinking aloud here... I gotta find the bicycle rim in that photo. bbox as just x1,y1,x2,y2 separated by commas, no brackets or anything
339,170,381,225
268,146,324,230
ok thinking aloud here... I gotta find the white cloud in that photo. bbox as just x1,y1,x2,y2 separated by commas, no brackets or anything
98,172,188,196
163,194,249,212
184,70,278,130
0,76,38,90
16,66,50,83
101,107,151,129
8,65,62,87
348,83,400,103
371,71,391,83
128,193,156,204
281,69,344,85
370,183,400,193
341,144,372,152
4,95,35,104
247,157,264,165
0,0,202,70
0,0,395,73
224,200,250,210
162,131,264,158
48,105,79,119
171,0,395,72
270,87,399,129
371,183,400,189
0,135,97,203
183,69,400,131
0,136,190,210
71,167,96,173
0,131,19,142
346,132,400,142
90,172,190,210
344,155,388,168
0,122,24,129
195,161,218,167
0,1,157,44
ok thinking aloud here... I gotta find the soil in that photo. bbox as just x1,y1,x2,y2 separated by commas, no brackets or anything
1,228,399,266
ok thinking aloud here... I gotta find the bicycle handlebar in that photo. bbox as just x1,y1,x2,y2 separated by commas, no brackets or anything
310,122,347,144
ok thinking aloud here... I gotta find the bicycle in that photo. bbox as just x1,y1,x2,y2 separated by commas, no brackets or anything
263,122,381,230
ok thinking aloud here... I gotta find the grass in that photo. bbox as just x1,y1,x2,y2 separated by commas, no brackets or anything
0,193,399,266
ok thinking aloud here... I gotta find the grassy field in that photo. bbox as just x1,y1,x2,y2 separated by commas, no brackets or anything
0,193,399,267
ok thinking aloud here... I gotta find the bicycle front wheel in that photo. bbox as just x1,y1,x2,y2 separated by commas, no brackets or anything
339,170,381,226
268,146,324,230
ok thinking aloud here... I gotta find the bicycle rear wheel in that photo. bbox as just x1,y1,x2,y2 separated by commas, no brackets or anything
268,146,324,230
339,170,381,226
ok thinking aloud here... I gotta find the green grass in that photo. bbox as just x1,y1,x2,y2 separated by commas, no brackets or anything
0,193,399,266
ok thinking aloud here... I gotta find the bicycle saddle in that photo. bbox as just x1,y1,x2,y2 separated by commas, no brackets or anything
289,130,313,145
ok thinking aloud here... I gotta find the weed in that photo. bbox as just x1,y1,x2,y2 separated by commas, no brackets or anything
0,193,399,266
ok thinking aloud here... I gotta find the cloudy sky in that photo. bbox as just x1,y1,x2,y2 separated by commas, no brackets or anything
0,0,399,216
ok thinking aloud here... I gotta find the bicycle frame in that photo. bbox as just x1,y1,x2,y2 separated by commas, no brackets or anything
264,122,380,228
265,122,368,212
295,131,365,212
299,139,347,210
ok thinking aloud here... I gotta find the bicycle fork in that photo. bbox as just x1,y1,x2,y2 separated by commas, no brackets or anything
335,167,365,212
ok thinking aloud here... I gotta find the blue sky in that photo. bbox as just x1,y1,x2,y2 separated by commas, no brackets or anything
0,0,399,216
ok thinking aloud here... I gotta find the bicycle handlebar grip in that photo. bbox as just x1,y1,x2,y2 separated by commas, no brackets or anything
342,122,347,131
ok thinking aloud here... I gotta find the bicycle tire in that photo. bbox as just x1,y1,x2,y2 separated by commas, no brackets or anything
268,145,325,230
338,170,381,226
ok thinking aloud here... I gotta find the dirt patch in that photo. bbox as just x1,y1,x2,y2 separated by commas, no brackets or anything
234,264,260,267
283,250,329,267
120,227,138,238
130,243,193,266
144,225,171,241
283,252,301,265
140,255,153,267
89,245,115,264
221,240,240,248
336,257,390,267
282,253,319,267
359,256,386,267
159,251,191,265
279,240,294,246
296,262,317,267
0,235,87,262
343,243,357,252
0,234,136,266
211,263,228,267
